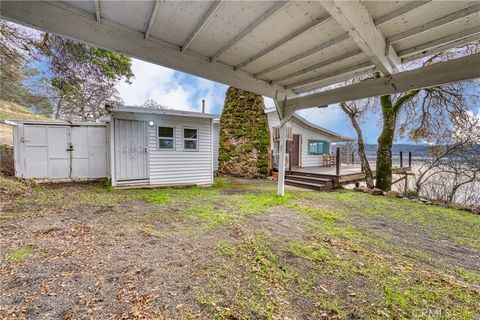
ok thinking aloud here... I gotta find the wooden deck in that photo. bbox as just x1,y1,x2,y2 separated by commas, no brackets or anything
285,165,411,190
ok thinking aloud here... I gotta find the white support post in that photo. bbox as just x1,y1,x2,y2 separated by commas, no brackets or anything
277,122,287,197
274,97,293,197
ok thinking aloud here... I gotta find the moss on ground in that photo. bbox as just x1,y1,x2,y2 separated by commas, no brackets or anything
2,176,479,319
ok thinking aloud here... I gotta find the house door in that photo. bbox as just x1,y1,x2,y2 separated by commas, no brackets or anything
287,134,300,167
114,119,148,181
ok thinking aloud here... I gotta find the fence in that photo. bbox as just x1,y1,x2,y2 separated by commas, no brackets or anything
0,145,14,176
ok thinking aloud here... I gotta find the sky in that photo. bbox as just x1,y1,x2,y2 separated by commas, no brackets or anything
116,58,387,144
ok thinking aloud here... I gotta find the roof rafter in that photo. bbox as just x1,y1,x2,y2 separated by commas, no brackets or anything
374,1,431,26
388,4,480,44
285,62,375,90
294,66,376,94
283,52,480,114
93,0,101,23
235,15,332,70
402,33,480,63
210,1,287,62
254,33,350,78
145,0,162,39
182,1,222,52
398,25,480,58
321,0,396,75
272,49,364,84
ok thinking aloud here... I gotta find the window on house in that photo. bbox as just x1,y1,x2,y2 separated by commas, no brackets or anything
158,126,174,150
308,140,327,155
183,128,198,150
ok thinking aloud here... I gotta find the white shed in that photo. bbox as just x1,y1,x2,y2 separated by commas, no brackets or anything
110,106,214,187
6,120,108,180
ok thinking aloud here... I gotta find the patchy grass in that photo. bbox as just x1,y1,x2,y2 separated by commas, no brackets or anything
1,176,479,319
6,247,33,260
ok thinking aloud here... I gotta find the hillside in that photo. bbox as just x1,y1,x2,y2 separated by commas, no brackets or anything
0,100,51,145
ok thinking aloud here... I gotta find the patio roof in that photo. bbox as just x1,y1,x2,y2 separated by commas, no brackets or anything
2,1,480,116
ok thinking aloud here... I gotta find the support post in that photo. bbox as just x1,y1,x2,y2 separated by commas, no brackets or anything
404,174,408,195
277,122,287,196
336,147,340,176
400,151,403,168
408,151,412,167
351,152,354,164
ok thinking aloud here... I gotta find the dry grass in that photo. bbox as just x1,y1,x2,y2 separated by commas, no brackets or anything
0,177,479,319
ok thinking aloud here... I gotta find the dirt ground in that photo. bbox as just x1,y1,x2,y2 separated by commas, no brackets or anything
1,177,479,319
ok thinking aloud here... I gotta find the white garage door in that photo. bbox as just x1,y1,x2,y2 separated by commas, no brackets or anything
20,124,107,179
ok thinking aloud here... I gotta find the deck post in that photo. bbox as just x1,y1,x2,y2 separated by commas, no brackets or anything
408,151,412,167
336,147,340,176
400,151,403,168
277,122,287,196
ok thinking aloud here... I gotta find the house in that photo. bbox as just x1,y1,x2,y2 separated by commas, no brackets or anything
5,106,215,187
265,108,354,168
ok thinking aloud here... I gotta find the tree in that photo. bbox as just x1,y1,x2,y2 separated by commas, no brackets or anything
142,99,167,109
0,20,52,115
218,87,270,178
38,34,133,121
340,100,375,188
413,111,480,206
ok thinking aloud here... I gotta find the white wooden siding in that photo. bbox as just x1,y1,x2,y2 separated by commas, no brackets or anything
113,112,213,186
267,111,332,168
213,122,220,171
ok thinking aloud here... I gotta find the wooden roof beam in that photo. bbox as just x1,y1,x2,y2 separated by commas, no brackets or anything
285,62,375,90
374,1,431,26
388,4,480,44
254,33,350,78
1,0,293,98
398,26,480,58
271,50,364,85
210,1,287,62
321,0,397,75
182,1,222,52
144,0,162,39
235,15,332,70
284,52,480,114
93,0,101,23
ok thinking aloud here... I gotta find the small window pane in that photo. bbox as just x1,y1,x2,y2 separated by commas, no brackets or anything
184,128,197,139
184,140,197,150
159,127,174,138
308,140,323,155
159,138,174,149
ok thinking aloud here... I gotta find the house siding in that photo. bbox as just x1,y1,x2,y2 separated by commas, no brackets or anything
267,111,332,168
113,112,213,186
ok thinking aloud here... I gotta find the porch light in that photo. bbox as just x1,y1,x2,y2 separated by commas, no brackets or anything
148,121,155,127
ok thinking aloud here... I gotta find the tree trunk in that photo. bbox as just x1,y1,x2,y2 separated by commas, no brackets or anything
376,95,396,191
349,113,374,188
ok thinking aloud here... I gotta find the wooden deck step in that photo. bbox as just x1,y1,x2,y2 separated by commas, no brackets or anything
285,179,330,191
286,174,333,186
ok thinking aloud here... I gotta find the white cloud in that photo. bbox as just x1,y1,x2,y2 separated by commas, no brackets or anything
116,59,226,113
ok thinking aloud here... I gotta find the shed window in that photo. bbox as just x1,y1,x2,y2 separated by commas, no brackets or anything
308,140,329,155
158,126,174,150
183,128,198,150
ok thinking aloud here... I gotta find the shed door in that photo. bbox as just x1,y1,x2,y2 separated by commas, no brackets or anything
23,125,70,179
114,119,148,181
71,126,108,178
